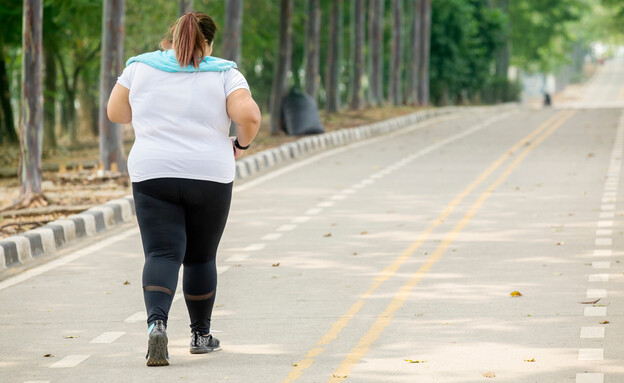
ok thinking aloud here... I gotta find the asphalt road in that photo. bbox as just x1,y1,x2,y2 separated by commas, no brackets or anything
2,60,624,383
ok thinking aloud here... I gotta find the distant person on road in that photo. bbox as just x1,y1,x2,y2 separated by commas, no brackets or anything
107,11,261,366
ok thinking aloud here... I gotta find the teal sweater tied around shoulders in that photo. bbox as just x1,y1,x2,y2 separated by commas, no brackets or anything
125,49,237,72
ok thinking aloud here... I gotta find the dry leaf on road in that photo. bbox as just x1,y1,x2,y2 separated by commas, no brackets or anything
510,291,523,297
483,371,496,378
404,359,426,363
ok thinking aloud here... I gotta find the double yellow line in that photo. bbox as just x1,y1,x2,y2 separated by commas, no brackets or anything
283,110,576,383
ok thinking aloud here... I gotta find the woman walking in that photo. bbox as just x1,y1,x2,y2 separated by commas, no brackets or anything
107,11,261,366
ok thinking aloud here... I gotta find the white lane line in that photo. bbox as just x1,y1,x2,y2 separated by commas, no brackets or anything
576,373,604,383
599,212,615,219
370,173,384,179
261,233,283,241
580,327,606,339
601,197,616,203
595,238,613,246
578,349,604,361
0,227,140,291
90,331,126,344
600,205,615,211
597,220,614,227
593,249,612,256
49,355,90,368
292,216,311,224
243,243,266,251
361,179,374,185
277,224,297,232
317,201,335,208
602,191,617,197
218,265,231,274
305,208,323,215
584,307,607,316
604,186,618,191
331,194,347,200
124,311,147,323
226,254,249,262
587,289,608,298
596,229,613,236
592,261,611,269
341,188,356,194
352,183,366,189
589,274,610,282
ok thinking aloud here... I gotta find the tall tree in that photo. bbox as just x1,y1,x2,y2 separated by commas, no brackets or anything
407,0,422,105
99,0,127,173
179,0,193,16
349,0,365,110
325,0,341,113
492,0,509,102
223,0,243,64
16,0,46,208
269,0,293,134
418,0,431,105
304,0,321,101
389,0,402,105
0,2,21,145
367,0,383,106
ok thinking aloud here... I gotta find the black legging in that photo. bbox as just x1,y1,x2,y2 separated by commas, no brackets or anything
132,178,232,334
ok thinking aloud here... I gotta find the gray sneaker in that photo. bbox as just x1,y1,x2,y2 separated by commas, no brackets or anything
146,320,169,366
189,332,221,354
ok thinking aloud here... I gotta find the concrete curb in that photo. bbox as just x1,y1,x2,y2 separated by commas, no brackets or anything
0,104,517,272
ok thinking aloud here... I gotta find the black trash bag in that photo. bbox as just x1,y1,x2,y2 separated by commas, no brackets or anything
281,88,324,135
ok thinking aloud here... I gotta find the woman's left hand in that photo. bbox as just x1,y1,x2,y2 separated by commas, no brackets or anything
231,137,244,159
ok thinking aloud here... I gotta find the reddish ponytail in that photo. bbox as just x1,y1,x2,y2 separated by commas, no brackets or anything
161,12,218,69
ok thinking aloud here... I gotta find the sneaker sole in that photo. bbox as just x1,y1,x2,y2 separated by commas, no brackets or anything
189,345,222,354
146,333,169,366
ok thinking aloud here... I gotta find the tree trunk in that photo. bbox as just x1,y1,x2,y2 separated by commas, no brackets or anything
494,0,509,103
17,0,47,207
417,0,431,105
43,48,57,149
269,0,293,135
78,72,96,140
224,0,243,136
179,0,193,16
409,0,422,105
390,0,402,105
349,0,365,110
0,41,18,145
305,0,321,101
99,0,127,173
325,0,341,114
368,0,383,106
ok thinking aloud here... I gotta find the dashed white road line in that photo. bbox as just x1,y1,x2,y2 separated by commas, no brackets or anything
317,201,335,208
593,249,612,257
291,216,311,223
597,220,614,227
580,327,606,339
599,212,615,219
584,307,607,316
576,373,604,383
586,289,608,298
243,243,266,251
589,274,609,282
90,331,126,344
578,349,604,361
277,224,297,232
49,354,90,368
305,208,323,215
600,205,615,211
595,229,613,236
124,311,147,323
261,233,283,241
225,254,250,262
592,261,611,269
594,238,613,246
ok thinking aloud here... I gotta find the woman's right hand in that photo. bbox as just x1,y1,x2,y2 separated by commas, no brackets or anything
231,137,244,159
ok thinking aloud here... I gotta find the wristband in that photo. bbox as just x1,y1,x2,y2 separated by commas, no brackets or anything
234,138,250,150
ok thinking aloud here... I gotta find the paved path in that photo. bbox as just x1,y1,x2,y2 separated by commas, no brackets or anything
2,68,624,383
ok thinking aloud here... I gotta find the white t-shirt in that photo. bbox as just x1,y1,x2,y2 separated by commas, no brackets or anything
117,62,249,183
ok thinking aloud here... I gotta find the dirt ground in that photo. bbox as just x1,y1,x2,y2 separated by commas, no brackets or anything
0,105,420,239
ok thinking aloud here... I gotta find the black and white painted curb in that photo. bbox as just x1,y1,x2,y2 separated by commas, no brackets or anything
0,104,516,272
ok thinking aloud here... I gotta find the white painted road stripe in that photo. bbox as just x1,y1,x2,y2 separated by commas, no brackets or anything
90,331,126,344
586,289,608,298
594,238,613,246
261,233,283,241
599,212,615,219
124,311,147,323
593,249,612,256
600,205,615,211
580,327,606,339
49,354,90,368
277,224,297,232
584,307,607,316
589,274,610,282
578,349,604,361
592,261,611,269
225,254,249,262
243,243,266,251
597,220,614,227
317,201,335,208
291,216,311,223
576,373,604,383
305,208,323,215
0,227,140,291
595,229,613,236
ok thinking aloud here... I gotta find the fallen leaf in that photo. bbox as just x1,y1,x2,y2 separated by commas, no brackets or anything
587,153,595,158
556,241,565,246
483,372,496,378
352,252,358,255
123,281,130,285
360,231,368,235
404,359,426,363
510,291,523,297
332,375,348,379
272,262,280,267
579,298,600,304
600,320,610,324
63,335,79,339
324,233,332,237
524,358,535,362
43,354,53,357
552,272,563,276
